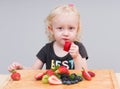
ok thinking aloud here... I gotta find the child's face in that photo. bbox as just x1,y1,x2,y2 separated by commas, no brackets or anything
50,13,79,46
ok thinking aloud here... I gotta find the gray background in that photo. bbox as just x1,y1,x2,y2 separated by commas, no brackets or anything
0,0,120,74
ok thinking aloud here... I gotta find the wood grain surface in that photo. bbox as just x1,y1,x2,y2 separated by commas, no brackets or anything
3,70,119,89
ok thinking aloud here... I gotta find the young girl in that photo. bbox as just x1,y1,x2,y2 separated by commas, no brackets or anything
8,4,88,72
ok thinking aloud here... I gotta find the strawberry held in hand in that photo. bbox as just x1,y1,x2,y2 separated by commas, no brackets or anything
11,70,21,81
64,41,71,52
55,66,69,75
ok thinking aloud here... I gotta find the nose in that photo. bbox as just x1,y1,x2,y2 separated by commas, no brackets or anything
63,30,69,36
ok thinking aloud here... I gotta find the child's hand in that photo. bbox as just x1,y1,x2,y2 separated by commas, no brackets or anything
8,62,23,72
69,43,80,59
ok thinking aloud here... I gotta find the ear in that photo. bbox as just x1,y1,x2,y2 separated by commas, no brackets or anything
48,26,52,30
48,26,53,34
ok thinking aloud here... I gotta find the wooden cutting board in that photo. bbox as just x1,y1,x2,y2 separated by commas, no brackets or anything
3,70,119,89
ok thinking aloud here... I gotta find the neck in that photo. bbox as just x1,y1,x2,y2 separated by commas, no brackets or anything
53,41,68,57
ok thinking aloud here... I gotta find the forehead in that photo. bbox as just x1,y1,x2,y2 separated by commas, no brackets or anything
52,13,79,25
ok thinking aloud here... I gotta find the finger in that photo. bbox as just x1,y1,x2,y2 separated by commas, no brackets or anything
8,65,15,72
8,66,12,72
70,44,78,49
10,65,16,70
12,62,19,66
12,62,22,69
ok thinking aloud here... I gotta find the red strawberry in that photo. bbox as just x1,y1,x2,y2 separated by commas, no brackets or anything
88,71,95,77
55,66,69,75
82,68,91,81
11,70,21,81
64,41,71,52
34,72,45,80
48,75,62,85
45,70,55,76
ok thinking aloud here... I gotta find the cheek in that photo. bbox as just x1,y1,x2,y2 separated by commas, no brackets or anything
71,31,77,36
53,31,60,38
54,30,61,35
71,32,78,39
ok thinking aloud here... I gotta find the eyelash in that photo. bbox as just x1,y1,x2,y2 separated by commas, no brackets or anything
57,27,75,31
69,27,74,29
58,27,63,29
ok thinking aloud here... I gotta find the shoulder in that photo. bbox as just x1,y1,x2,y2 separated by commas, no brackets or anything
43,41,54,48
74,41,84,47
74,41,87,50
74,41,88,59
36,41,54,58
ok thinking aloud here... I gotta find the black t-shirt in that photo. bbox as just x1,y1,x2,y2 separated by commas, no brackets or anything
36,41,88,69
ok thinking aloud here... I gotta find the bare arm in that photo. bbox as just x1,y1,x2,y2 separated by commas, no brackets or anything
8,59,44,72
69,43,88,70
73,55,88,70
31,58,44,70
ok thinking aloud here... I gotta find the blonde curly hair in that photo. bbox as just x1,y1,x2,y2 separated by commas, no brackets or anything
45,4,81,41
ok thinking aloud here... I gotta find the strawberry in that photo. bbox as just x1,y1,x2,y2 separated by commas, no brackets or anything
82,68,91,81
34,72,45,80
88,71,95,77
45,70,55,76
11,70,21,81
48,75,62,85
64,41,71,52
55,66,69,75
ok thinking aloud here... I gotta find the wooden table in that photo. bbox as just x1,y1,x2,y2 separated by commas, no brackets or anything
0,70,120,89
